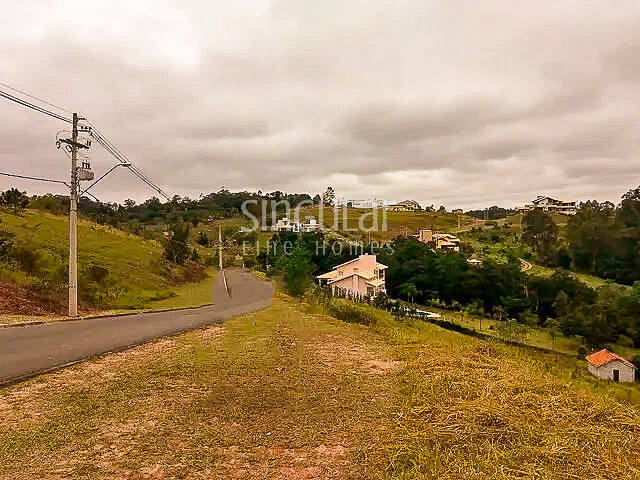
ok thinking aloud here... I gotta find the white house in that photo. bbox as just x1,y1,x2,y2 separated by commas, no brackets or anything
272,217,300,232
586,349,636,383
317,254,387,297
519,196,577,215
387,199,421,212
300,217,320,232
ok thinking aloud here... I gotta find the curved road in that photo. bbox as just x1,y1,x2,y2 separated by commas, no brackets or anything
0,269,273,386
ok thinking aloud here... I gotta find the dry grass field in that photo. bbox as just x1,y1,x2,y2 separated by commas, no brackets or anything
1,293,640,479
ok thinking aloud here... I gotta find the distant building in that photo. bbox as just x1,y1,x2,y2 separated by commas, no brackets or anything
387,199,421,212
272,217,299,232
586,349,636,383
273,216,321,233
519,196,577,215
340,198,386,209
467,258,482,266
452,209,463,214
418,229,433,243
417,229,460,252
300,217,320,232
317,254,387,297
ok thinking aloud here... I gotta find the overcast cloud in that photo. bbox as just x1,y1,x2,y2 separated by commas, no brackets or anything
1,0,640,209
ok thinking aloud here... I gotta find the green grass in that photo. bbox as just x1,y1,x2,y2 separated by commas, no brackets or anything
300,206,472,241
0,209,208,310
423,307,579,353
147,268,216,309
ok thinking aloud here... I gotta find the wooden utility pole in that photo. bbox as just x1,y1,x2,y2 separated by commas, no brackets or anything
69,113,78,316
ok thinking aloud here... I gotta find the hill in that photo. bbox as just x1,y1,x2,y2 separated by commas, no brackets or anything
301,206,475,241
0,209,208,313
1,293,639,478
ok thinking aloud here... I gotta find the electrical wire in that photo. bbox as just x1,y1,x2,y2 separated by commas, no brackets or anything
0,89,72,123
0,171,69,187
0,82,73,114
0,84,170,201
0,171,101,203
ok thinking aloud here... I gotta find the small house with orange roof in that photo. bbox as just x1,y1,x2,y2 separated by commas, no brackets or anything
585,349,636,383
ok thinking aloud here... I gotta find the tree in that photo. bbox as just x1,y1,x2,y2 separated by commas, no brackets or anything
522,210,558,265
496,319,529,343
0,188,29,214
197,231,210,247
399,282,418,303
275,241,314,297
164,223,191,264
312,194,321,205
322,187,336,207
546,318,561,350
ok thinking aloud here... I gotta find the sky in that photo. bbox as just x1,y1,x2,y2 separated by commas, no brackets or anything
1,0,640,210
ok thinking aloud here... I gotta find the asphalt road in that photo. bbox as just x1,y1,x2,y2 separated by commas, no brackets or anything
0,269,273,385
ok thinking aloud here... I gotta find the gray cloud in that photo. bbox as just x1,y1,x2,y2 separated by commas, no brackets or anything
1,0,640,209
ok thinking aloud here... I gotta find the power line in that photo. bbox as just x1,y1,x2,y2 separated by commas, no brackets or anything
0,171,69,187
0,171,102,203
0,84,170,200
0,89,72,123
0,82,73,114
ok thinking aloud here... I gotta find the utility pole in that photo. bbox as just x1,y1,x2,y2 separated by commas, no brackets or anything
69,113,79,316
58,113,91,316
218,224,223,270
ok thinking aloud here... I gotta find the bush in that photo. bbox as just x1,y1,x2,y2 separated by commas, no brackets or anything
577,346,587,356
328,301,376,326
10,246,40,275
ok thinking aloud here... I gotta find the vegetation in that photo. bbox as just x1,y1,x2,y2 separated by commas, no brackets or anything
0,188,29,214
0,209,205,311
521,209,558,265
2,293,640,478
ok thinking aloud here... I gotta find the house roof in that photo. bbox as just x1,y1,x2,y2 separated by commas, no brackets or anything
317,271,339,280
365,278,385,287
332,255,388,270
585,349,636,369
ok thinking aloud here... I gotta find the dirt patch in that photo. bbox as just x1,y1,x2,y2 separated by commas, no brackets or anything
365,359,404,375
196,325,225,340
0,281,59,316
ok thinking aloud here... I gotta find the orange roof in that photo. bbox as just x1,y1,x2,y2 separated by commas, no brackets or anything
585,349,636,369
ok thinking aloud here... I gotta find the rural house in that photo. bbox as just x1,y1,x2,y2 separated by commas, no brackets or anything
317,254,387,297
520,196,577,215
417,229,460,252
386,199,421,212
586,349,636,383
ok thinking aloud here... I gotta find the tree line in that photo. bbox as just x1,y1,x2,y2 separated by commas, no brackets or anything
522,185,640,286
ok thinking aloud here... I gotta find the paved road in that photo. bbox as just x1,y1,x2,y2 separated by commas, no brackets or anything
0,269,273,385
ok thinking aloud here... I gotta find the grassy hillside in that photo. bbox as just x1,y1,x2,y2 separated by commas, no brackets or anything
2,293,639,478
301,207,475,241
0,209,209,312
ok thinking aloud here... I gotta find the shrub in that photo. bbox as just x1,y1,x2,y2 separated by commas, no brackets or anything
328,301,376,326
10,246,40,275
577,346,587,356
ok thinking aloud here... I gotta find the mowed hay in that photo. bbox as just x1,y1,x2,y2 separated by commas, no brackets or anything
384,337,640,480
